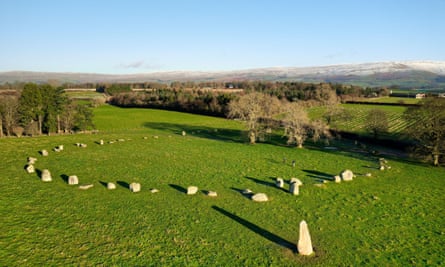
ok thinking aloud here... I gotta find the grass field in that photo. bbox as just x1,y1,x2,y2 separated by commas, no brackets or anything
309,104,415,138
1,105,444,266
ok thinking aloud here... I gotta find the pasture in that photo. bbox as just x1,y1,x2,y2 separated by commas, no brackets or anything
1,105,444,266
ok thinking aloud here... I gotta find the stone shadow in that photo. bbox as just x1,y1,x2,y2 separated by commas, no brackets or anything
60,174,69,184
143,122,244,143
212,206,296,252
117,181,130,189
169,184,187,194
245,176,288,192
230,187,254,199
99,181,108,188
302,169,334,182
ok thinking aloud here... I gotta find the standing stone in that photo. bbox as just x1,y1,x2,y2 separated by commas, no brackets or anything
99,140,104,145
41,150,49,156
129,183,141,192
251,193,268,202
182,131,186,136
334,175,341,183
365,173,372,177
340,169,354,181
292,160,296,168
290,178,303,186
275,177,284,188
187,186,198,195
80,143,87,148
27,157,37,164
107,182,116,190
242,188,253,195
25,164,35,174
68,175,79,185
41,169,52,182
298,220,314,256
207,191,217,197
289,182,300,195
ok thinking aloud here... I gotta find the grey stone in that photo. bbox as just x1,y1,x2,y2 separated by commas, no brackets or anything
365,173,372,177
242,189,253,195
41,169,52,182
107,182,116,190
41,150,49,156
251,193,268,202
207,191,217,197
25,164,35,173
334,175,341,183
80,143,87,148
298,220,314,255
150,188,159,193
129,182,141,192
27,157,37,164
79,184,94,190
182,131,186,136
340,170,354,181
290,178,303,186
99,140,104,145
187,186,198,195
276,177,284,188
289,182,300,195
68,175,79,185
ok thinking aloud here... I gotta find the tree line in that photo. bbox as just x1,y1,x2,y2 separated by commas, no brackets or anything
0,83,94,137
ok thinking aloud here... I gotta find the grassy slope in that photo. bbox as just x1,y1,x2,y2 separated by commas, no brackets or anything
1,105,444,266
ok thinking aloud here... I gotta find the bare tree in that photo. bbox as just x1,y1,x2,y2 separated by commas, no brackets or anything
283,102,310,148
365,109,389,139
228,92,281,144
404,98,445,166
0,95,19,136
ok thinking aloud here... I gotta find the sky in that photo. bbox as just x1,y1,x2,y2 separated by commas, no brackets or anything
0,0,444,74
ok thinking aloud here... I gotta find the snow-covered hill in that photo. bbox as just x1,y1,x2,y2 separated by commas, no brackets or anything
1,61,444,87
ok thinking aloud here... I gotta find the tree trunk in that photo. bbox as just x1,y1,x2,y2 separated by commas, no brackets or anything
57,114,61,134
433,154,439,166
249,131,256,144
38,115,42,135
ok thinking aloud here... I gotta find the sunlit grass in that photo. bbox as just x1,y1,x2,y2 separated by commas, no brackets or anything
1,105,443,266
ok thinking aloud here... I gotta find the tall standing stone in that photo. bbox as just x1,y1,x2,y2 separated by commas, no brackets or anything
289,182,300,195
41,150,49,156
297,220,313,256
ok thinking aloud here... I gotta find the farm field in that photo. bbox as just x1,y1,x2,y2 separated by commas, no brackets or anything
1,105,444,266
308,103,414,137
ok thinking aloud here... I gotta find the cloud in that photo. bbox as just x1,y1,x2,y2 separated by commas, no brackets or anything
116,60,165,71
118,60,145,69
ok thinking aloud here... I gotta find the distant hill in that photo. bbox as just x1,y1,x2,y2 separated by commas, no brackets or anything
1,61,445,89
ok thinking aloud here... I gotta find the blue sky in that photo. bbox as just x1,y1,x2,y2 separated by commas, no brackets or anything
0,0,444,74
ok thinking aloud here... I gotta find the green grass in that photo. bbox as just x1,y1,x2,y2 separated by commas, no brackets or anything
1,105,444,266
309,104,413,137
358,97,421,105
